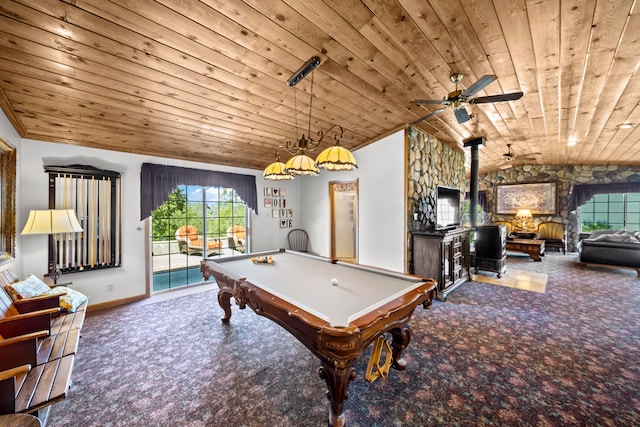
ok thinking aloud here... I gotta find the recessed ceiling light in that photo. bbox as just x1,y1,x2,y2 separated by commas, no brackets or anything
568,136,577,146
619,123,633,129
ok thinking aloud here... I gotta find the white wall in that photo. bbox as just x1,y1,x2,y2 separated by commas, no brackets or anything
2,105,408,306
15,137,300,305
301,130,407,272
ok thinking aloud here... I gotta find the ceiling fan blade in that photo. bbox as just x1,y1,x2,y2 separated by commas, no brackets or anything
454,107,470,124
461,75,497,97
517,153,541,161
472,92,524,104
411,108,445,124
412,99,446,105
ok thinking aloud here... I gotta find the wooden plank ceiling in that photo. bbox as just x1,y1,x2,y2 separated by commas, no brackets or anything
0,0,639,175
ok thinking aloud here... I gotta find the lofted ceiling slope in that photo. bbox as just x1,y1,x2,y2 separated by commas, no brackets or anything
0,0,639,175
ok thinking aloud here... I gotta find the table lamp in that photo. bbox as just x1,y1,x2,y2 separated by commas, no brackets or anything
21,209,83,284
516,208,532,230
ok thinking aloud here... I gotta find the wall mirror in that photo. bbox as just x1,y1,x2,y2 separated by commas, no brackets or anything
0,136,17,265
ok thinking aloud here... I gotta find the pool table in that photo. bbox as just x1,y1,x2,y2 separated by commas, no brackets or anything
201,249,437,427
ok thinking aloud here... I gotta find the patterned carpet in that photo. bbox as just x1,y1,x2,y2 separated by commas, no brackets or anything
47,253,640,426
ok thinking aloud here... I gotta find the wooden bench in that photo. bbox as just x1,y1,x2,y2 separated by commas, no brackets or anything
0,269,86,423
0,356,75,419
0,270,86,338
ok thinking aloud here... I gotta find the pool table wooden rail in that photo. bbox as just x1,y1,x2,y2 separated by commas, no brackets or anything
201,253,437,427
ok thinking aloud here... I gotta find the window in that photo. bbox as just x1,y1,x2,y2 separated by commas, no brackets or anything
0,137,16,265
46,165,122,272
580,193,640,232
462,198,483,228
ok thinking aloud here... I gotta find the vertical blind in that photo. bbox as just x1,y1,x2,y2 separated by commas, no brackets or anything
45,165,121,272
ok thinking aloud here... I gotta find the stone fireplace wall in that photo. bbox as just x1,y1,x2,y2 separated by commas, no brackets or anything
407,126,466,231
479,165,640,252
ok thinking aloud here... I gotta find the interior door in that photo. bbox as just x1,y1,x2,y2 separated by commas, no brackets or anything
330,180,358,263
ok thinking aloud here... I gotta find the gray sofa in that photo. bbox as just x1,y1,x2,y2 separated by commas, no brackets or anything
579,230,640,275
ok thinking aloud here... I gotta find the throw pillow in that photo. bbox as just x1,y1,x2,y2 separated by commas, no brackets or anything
593,233,640,243
43,286,88,312
6,274,51,300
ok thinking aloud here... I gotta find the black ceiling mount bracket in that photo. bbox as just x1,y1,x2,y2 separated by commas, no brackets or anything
287,56,321,86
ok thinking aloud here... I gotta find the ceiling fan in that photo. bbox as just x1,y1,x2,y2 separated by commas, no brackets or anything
497,144,540,169
411,73,523,124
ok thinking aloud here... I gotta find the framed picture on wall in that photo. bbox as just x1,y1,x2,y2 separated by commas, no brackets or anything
496,182,557,215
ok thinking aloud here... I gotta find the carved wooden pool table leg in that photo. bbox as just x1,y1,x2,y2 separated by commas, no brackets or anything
389,325,412,371
319,359,357,427
217,290,233,323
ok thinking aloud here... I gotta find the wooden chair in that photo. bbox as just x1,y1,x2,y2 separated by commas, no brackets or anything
287,229,310,252
536,221,566,254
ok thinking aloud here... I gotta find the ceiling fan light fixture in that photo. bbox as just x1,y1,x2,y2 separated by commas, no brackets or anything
411,74,523,124
284,153,319,176
316,144,358,171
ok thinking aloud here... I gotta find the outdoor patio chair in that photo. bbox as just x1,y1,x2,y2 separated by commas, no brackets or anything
175,225,222,256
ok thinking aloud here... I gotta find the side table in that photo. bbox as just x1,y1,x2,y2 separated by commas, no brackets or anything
0,414,42,427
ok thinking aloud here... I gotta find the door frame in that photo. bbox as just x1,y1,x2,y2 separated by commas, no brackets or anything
329,179,358,263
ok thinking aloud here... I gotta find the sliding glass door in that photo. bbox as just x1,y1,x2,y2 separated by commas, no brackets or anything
151,185,247,292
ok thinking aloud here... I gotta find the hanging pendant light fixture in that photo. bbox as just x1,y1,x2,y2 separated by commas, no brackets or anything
315,125,357,171
262,56,357,179
263,150,294,180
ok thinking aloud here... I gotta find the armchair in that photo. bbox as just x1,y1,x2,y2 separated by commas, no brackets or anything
175,225,222,257
474,224,507,277
536,222,566,254
492,221,513,237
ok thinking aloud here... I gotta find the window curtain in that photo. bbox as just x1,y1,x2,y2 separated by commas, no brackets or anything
140,163,258,220
568,182,640,211
465,190,487,212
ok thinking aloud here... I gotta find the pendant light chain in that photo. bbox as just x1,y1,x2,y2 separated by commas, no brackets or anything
262,56,357,180
307,72,314,139
293,84,299,142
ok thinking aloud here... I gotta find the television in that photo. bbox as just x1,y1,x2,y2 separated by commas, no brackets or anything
436,186,461,230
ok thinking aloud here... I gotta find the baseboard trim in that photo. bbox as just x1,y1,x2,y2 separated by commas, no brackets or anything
87,294,147,313
579,261,640,277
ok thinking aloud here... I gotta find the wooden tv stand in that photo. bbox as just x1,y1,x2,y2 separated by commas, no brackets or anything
412,229,471,301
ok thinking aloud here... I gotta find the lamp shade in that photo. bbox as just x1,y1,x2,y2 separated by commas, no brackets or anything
21,209,83,235
316,145,358,171
285,154,319,176
516,209,532,218
263,160,294,181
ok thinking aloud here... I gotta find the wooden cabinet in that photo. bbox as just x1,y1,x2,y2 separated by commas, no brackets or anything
412,229,471,301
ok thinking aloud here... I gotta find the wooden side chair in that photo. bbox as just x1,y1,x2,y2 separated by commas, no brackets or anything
287,229,310,252
536,221,567,254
